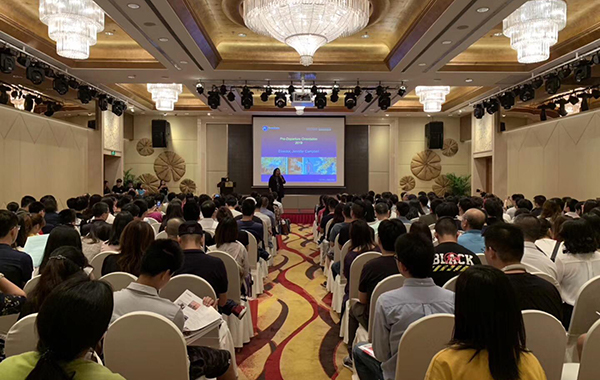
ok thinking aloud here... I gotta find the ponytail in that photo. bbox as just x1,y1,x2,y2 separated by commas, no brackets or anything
25,348,72,380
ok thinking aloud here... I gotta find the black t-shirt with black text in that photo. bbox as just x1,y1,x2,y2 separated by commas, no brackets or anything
432,242,481,286
507,272,563,322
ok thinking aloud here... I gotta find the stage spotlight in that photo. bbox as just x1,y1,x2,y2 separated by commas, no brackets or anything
274,92,287,108
53,75,69,95
196,83,204,95
344,92,357,109
226,89,235,102
89,88,98,98
519,85,535,102
314,92,327,109
592,52,600,65
375,85,384,96
207,91,221,109
568,93,579,105
592,89,600,99
353,85,362,96
580,94,590,112
378,92,391,110
241,86,253,109
0,85,9,105
260,91,269,102
398,85,406,97
68,78,79,90
556,99,568,117
24,95,34,111
44,102,55,117
112,100,125,116
288,84,295,94
219,83,227,95
34,97,43,105
499,91,515,110
364,92,373,103
16,54,29,68
11,90,18,99
531,77,543,90
97,95,109,111
26,63,45,85
485,99,499,115
0,49,15,74
545,74,561,95
44,68,55,78
558,66,572,80
77,86,93,104
473,104,484,119
311,84,318,95
539,105,547,121
330,88,339,103
574,61,592,83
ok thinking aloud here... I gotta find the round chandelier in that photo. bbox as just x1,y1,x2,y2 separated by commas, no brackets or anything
415,86,451,113
147,84,183,112
39,0,105,60
503,0,567,64
243,0,370,66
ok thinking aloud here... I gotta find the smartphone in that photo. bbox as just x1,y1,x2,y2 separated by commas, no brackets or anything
156,201,162,208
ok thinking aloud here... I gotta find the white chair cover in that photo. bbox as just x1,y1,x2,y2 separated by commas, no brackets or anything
442,276,458,292
24,275,41,295
0,314,18,336
100,272,138,292
522,310,567,380
245,233,264,296
151,222,161,235
5,313,38,357
576,318,600,380
476,253,487,265
368,274,405,342
155,230,168,239
567,276,600,362
89,251,118,280
160,274,217,302
331,240,353,313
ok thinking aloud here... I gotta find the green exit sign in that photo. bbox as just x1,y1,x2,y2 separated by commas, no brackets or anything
111,151,116,156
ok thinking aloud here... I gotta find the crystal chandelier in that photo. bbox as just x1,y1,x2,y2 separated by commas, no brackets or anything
503,0,567,64
415,86,450,113
243,0,370,66
147,84,183,112
39,0,105,60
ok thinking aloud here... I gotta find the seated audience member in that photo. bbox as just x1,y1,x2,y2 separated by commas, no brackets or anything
28,214,46,237
145,198,164,223
540,198,562,222
166,218,185,240
39,226,82,272
159,200,184,232
370,202,390,233
330,203,353,248
134,199,150,221
556,219,600,325
343,220,379,298
20,246,89,318
432,217,481,287
272,192,284,215
418,199,443,226
260,196,276,232
0,273,26,317
225,196,242,218
183,200,201,222
505,193,524,220
19,195,36,213
57,209,78,229
209,218,249,281
513,214,559,287
483,224,562,321
483,197,505,227
396,201,412,225
102,211,134,253
425,266,546,380
458,197,477,218
364,200,376,224
563,198,580,219
408,221,433,242
0,279,126,379
111,239,236,380
339,201,367,248
457,208,486,253
101,197,117,224
200,201,219,235
320,198,339,235
405,199,425,220
112,178,125,194
237,199,265,246
41,197,60,234
80,202,110,237
14,214,31,252
419,195,430,215
344,219,406,368
176,222,245,318
353,233,454,380
435,201,459,220
81,223,112,263
6,202,19,213
253,197,272,239
101,220,154,277
517,198,534,212
28,201,46,216
531,195,546,217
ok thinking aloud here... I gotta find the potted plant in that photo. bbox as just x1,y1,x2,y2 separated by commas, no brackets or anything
445,173,471,197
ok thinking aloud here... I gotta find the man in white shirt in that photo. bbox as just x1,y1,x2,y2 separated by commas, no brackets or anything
369,202,390,234
563,198,580,219
199,200,219,235
513,214,560,288
272,192,284,214
253,196,272,246
225,196,242,218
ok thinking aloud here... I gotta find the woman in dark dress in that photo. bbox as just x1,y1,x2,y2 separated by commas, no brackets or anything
268,168,286,201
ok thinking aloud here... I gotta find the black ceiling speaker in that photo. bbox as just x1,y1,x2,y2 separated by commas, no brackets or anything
425,121,444,149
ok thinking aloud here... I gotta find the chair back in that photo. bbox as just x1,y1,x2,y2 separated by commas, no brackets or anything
151,222,161,235
260,219,270,250
339,241,352,283
100,272,138,292
208,250,241,303
368,274,405,341
324,218,334,241
90,251,118,279
155,230,168,239
394,314,454,380
442,276,458,292
476,253,487,265
0,314,19,336
160,274,217,302
349,252,381,300
333,235,341,262
568,276,600,337
246,232,258,270
531,271,557,286
146,217,159,225
579,318,600,380
105,312,189,380
4,314,38,357
24,275,41,295
522,310,567,380
404,223,412,232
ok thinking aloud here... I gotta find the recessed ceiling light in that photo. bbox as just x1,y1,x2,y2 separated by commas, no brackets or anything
361,33,369,39
127,3,140,9
143,22,156,27
130,108,135,112
179,60,188,65
105,31,114,36
385,114,389,117
457,25,469,30
418,63,427,67
476,7,490,13
441,40,452,45
502,114,506,118
161,76,169,79
158,37,169,42
238,33,247,37
185,113,189,115
127,75,136,79
163,113,168,116
458,110,463,114
465,78,473,83
87,113,93,116
207,113,211,116
427,114,432,117
493,32,503,37
434,78,441,82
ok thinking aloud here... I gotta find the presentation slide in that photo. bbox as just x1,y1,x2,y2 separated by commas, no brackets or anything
253,117,345,187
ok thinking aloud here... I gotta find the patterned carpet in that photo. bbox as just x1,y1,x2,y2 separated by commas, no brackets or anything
236,224,352,380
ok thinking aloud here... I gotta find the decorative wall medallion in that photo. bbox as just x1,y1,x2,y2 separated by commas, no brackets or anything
154,151,186,182
136,138,154,156
432,175,451,197
442,138,458,157
138,173,160,193
410,150,442,181
399,176,416,191
179,179,196,194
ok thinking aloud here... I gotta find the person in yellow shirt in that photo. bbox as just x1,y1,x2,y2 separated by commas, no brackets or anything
425,265,547,380
0,278,125,380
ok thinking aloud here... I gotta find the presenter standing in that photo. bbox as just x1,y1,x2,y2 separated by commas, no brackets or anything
269,168,286,201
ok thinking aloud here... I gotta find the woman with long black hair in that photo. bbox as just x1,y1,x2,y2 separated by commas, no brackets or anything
425,266,546,380
268,168,286,201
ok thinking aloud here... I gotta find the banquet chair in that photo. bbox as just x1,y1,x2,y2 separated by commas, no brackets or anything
100,272,138,292
566,276,600,362
89,251,118,280
155,230,168,239
522,310,567,380
4,313,38,357
245,232,263,296
332,241,352,313
476,253,487,265
23,274,41,295
160,274,217,302
442,276,458,292
562,318,600,380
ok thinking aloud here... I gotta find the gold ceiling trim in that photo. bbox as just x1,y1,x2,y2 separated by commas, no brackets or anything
216,60,389,72
442,87,493,111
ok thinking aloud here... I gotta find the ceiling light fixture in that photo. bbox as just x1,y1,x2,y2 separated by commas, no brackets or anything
105,31,114,36
0,50,15,74
274,92,287,108
127,75,136,79
493,32,503,37
441,40,452,45
243,0,369,66
127,3,140,9
418,63,427,67
207,90,221,109
238,33,247,37
295,106,305,115
465,78,473,83
344,92,357,110
147,83,183,111
415,86,450,113
158,37,169,42
361,33,369,39
476,7,490,13
502,0,567,63
39,0,105,59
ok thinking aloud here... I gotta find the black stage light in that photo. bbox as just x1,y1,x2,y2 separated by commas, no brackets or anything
207,91,221,109
112,100,125,116
580,94,590,112
330,88,339,103
473,104,484,119
0,49,15,74
89,88,98,98
499,91,515,110
52,103,63,112
219,83,227,95
53,75,69,95
531,77,543,90
288,84,295,94
486,98,499,115
592,89,600,99
77,85,92,104
539,105,547,121
592,52,600,65
0,85,9,105
34,97,43,105
16,54,29,68
314,92,327,109
378,92,391,110
519,84,535,102
260,91,269,102
568,93,579,105
556,99,568,117
344,92,357,109
24,95,34,111
265,85,272,96
26,63,45,85
558,66,572,80
274,92,287,108
44,102,55,117
68,78,79,90
107,97,114,105
196,84,204,95
311,84,318,95
226,89,235,102
398,86,406,97
574,61,592,83
375,85,384,96
241,86,253,109
364,92,373,103
545,74,561,95
44,68,55,78
353,85,361,96
546,101,556,111
97,95,109,111
10,90,18,99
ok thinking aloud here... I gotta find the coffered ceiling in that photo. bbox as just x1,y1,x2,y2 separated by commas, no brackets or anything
0,0,598,118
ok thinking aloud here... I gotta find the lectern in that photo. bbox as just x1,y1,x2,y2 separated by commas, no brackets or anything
217,178,236,196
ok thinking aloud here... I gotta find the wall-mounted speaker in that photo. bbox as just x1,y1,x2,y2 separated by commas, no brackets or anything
87,120,96,130
500,122,506,132
425,121,444,149
152,119,170,148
